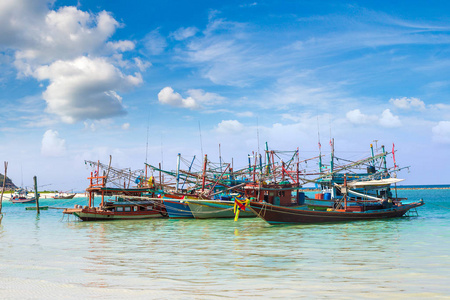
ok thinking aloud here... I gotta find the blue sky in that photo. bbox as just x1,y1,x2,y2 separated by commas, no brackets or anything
1,0,449,190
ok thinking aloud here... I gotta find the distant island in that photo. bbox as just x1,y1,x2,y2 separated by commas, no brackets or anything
0,173,17,190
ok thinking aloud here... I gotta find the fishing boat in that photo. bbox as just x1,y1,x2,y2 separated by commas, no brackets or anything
10,190,36,204
162,194,194,219
63,161,167,221
247,197,424,224
53,192,76,199
238,143,425,224
187,197,255,219
69,198,166,221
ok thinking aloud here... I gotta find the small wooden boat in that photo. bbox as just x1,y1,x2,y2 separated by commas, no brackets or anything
65,199,167,221
11,193,36,203
53,193,76,199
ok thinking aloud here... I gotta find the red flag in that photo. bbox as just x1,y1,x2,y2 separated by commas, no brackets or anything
392,143,397,169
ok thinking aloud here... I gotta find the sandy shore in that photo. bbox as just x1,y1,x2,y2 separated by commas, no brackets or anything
1,192,87,200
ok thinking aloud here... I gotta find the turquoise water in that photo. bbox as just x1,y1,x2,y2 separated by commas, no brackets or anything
0,189,449,299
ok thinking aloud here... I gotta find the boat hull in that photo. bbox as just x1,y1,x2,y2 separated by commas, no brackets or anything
248,200,424,225
163,199,194,218
11,198,36,204
188,200,255,219
73,209,164,221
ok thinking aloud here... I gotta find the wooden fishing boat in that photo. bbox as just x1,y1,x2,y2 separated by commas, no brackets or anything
63,165,167,221
54,193,76,199
11,190,36,204
187,199,255,219
162,195,194,219
69,199,166,221
247,198,424,224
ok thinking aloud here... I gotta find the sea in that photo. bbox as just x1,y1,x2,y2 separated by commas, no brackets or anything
0,188,449,299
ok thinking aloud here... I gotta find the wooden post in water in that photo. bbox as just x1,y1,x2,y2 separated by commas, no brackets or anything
34,176,40,214
0,161,8,220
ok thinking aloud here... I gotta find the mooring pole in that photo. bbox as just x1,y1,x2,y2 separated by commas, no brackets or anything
34,176,40,214
0,162,8,220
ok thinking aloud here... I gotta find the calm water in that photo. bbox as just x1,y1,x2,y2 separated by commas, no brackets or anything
0,189,449,299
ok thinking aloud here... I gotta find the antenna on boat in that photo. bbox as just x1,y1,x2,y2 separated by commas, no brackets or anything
219,143,222,173
317,116,322,173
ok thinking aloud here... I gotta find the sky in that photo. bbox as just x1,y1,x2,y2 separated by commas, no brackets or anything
1,0,449,191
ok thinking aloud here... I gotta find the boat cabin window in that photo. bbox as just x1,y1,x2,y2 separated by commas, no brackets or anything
134,206,138,211
147,206,153,210
116,206,124,212
124,206,131,212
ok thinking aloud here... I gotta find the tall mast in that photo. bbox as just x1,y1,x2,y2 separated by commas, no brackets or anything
201,154,208,193
370,143,375,166
381,145,387,172
176,153,181,192
330,138,334,173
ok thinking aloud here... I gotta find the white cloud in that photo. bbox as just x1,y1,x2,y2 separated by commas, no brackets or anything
379,109,402,127
432,121,450,144
346,109,375,124
186,89,225,105
134,58,151,72
122,123,130,130
215,120,245,134
158,87,224,109
237,111,255,117
107,40,135,52
13,7,122,68
35,56,142,123
346,108,401,127
172,27,198,41
41,129,66,157
390,97,425,110
143,29,167,55
158,87,198,109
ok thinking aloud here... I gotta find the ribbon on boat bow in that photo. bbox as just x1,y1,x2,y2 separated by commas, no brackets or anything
234,197,250,221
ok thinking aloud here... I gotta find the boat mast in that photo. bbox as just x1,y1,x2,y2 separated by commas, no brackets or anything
370,144,375,166
201,154,208,193
330,138,334,173
381,145,387,172
176,153,181,193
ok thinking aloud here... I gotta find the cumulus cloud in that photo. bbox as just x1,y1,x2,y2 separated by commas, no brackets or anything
35,56,142,123
1,2,143,123
346,109,376,124
122,123,130,130
13,6,122,68
172,27,199,41
158,87,224,109
390,97,425,110
41,129,66,157
432,121,450,144
215,120,245,134
346,108,401,127
379,109,402,127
